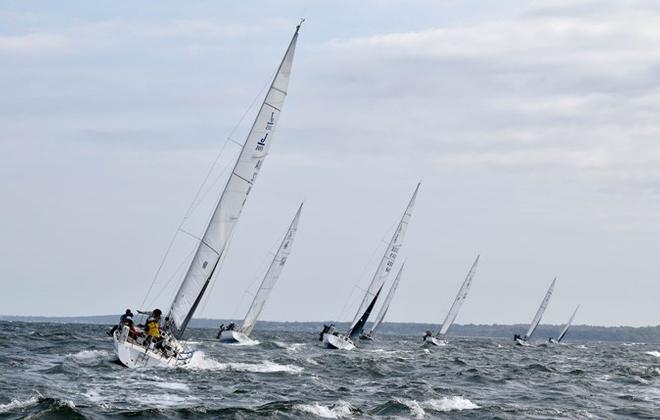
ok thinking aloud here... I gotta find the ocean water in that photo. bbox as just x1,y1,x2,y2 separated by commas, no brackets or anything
1,322,659,418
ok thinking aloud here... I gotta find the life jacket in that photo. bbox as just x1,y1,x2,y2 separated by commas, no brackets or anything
145,319,161,338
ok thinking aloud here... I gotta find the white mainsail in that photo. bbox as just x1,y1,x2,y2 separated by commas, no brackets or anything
347,183,420,336
167,25,301,337
525,278,556,339
367,263,405,336
437,255,480,336
239,204,303,336
557,304,580,342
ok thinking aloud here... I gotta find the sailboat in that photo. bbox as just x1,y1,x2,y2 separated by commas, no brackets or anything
514,278,556,346
112,23,302,368
321,183,420,350
359,263,405,341
218,204,303,344
549,304,579,344
424,255,480,347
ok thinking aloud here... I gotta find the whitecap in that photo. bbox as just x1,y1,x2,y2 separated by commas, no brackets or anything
294,401,353,418
69,349,110,361
157,382,190,391
274,341,305,352
185,352,302,373
396,399,425,419
0,395,40,413
424,396,479,412
646,351,660,357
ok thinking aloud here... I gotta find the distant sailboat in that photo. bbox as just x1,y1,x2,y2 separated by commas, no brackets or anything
549,304,579,344
424,255,480,347
218,204,303,344
112,23,302,368
360,263,405,341
321,183,420,350
514,278,556,346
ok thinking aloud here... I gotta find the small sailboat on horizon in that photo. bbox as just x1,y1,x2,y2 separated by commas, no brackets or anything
217,204,303,345
514,278,556,346
549,304,580,344
423,255,480,347
111,23,302,368
320,183,420,350
359,263,405,341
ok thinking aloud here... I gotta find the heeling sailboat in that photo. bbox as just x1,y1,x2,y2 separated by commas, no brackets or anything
424,255,480,347
549,304,580,344
218,204,303,344
321,183,420,350
359,263,405,341
514,278,556,346
112,23,302,368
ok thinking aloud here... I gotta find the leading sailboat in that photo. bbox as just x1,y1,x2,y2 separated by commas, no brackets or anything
424,255,480,347
112,23,302,368
217,204,303,344
514,278,556,346
320,183,420,350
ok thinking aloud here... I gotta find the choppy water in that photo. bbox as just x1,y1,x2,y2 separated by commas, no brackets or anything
2,322,660,418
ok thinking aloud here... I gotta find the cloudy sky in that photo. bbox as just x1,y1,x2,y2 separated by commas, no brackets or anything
2,0,660,327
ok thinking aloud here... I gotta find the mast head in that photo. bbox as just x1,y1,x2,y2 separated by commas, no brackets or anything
296,18,305,32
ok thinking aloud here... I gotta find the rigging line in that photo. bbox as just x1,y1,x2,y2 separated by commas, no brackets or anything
145,244,198,310
139,59,278,309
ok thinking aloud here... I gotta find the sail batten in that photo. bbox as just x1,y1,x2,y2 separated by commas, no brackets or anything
368,263,405,336
437,255,480,337
525,278,556,339
166,26,300,338
239,204,302,336
347,183,420,335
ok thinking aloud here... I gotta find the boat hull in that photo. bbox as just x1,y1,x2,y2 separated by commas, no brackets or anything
359,333,374,341
218,330,255,345
113,326,191,368
322,333,355,350
424,337,447,347
515,338,531,346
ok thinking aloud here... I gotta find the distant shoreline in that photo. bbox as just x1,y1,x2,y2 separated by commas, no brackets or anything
2,315,660,343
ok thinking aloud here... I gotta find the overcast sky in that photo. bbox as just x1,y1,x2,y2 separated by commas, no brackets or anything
2,0,660,327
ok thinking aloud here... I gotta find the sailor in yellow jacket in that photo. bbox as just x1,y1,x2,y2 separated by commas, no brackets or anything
138,309,163,346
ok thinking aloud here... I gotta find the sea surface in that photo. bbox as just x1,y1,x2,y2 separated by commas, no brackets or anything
1,321,660,419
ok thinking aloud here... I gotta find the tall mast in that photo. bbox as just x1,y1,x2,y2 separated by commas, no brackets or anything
525,278,556,339
437,255,480,337
166,24,301,338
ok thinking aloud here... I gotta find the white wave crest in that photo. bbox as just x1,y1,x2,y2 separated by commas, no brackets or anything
157,382,190,391
69,349,110,361
0,396,40,413
185,352,302,373
398,396,479,417
294,401,353,418
273,341,305,352
646,351,660,357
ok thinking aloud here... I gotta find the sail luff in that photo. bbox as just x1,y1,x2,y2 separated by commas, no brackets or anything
557,304,580,342
239,203,303,336
368,263,405,335
166,26,300,337
525,278,556,339
437,255,480,336
347,183,420,334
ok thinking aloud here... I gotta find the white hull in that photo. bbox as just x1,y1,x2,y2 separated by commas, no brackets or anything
218,330,257,345
112,326,192,368
515,338,531,346
322,333,355,350
424,337,447,347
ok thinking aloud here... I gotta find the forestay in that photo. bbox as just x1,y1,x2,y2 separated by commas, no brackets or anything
437,255,480,336
525,278,556,339
347,183,420,336
558,304,580,342
166,25,301,338
240,204,303,336
367,263,405,336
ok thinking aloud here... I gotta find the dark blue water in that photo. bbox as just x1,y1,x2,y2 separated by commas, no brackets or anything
1,321,659,418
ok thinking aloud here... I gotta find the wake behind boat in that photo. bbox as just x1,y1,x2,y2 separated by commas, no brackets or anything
321,183,420,350
217,204,303,345
111,23,302,368
514,278,556,346
423,255,480,347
